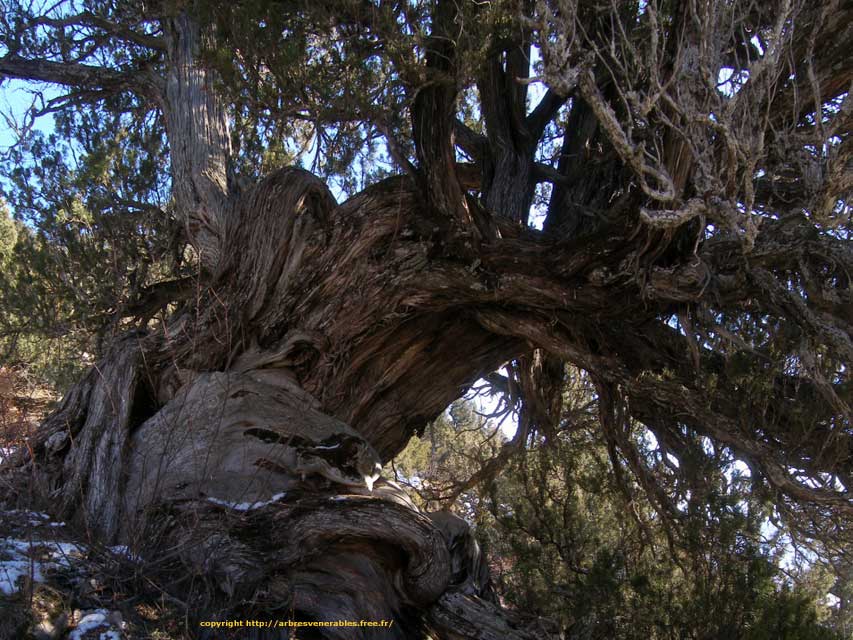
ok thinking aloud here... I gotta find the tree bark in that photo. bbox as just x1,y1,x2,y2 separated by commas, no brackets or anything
163,13,235,273
1,10,538,636
9,161,851,635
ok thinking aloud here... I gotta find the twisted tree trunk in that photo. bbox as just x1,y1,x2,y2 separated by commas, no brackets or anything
17,170,540,637
0,13,537,638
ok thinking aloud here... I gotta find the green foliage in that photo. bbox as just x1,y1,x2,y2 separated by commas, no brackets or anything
195,0,411,194
0,202,91,389
391,399,503,510
0,96,181,391
0,201,17,264
392,380,845,640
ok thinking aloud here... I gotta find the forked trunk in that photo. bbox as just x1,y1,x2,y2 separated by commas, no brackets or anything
5,3,849,637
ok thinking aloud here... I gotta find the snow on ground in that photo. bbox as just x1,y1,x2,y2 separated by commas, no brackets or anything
0,535,84,595
68,609,125,640
0,508,80,596
0,509,128,638
108,545,142,563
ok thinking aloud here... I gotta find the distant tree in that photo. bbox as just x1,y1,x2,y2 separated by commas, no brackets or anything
0,200,87,386
0,0,850,637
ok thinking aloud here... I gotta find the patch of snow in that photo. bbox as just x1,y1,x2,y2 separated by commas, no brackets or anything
2,509,65,529
109,545,141,563
49,541,85,567
68,610,109,640
0,558,44,595
206,491,287,511
3,509,48,518
0,537,85,594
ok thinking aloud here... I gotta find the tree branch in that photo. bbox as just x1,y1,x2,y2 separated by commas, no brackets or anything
23,11,165,51
411,0,480,234
526,88,567,143
0,55,162,103
453,119,488,164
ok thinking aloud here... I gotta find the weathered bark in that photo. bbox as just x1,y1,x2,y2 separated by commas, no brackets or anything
411,0,478,233
13,152,847,634
8,155,851,634
543,94,633,238
1,10,538,636
457,39,566,227
476,45,536,225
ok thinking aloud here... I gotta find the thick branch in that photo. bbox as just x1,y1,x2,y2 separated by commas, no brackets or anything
411,0,477,232
454,119,488,164
0,55,161,102
526,88,566,142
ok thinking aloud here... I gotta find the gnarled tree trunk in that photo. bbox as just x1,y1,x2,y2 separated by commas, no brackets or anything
17,164,542,636
3,12,538,638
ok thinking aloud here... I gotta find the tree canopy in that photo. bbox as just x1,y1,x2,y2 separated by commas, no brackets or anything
0,0,850,638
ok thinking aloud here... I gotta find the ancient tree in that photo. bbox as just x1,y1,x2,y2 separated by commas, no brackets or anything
0,0,851,637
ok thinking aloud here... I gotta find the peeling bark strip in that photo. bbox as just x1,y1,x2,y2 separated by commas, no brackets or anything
26,336,144,541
